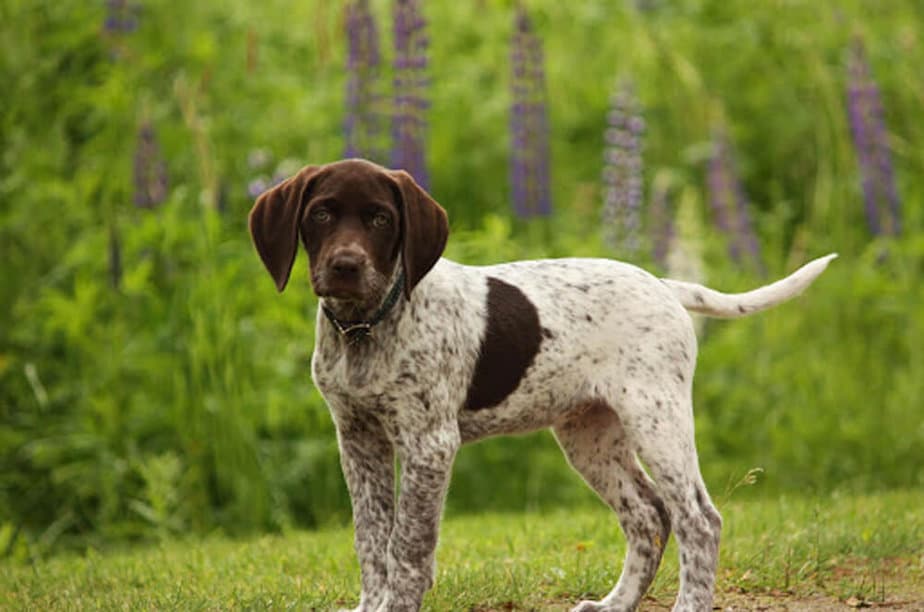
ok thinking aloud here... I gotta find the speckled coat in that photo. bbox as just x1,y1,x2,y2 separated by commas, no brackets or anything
249,159,836,612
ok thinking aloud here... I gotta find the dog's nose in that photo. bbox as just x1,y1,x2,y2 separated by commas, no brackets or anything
329,250,367,277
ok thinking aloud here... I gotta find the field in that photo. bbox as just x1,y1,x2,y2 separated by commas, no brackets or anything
2,0,924,608
4,491,923,610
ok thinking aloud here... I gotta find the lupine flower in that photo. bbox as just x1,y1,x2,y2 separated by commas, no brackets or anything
102,0,141,61
247,178,269,199
344,0,385,162
104,0,140,34
246,149,272,198
509,6,552,218
648,176,674,268
846,38,900,236
246,157,299,198
133,121,168,209
707,129,762,270
601,79,643,254
391,0,429,189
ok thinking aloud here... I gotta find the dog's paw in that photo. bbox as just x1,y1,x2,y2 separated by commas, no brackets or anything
337,604,374,612
570,600,607,612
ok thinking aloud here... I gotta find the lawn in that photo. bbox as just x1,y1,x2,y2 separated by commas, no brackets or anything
4,490,923,611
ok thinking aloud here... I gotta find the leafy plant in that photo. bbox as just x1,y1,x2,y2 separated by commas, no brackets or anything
1,0,922,556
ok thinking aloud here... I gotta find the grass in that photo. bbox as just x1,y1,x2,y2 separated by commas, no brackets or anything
3,490,923,610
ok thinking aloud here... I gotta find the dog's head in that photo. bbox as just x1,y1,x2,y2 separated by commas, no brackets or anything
248,159,449,308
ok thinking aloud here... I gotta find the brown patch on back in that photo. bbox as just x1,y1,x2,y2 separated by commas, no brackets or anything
464,277,542,411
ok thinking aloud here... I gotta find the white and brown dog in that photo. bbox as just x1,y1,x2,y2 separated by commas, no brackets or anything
249,158,835,612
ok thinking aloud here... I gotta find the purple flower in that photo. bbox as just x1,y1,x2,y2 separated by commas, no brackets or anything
847,38,900,236
344,0,385,163
707,129,762,270
133,121,168,209
247,178,269,199
102,0,141,60
601,79,643,254
509,5,552,218
649,180,673,268
104,0,140,33
391,0,429,189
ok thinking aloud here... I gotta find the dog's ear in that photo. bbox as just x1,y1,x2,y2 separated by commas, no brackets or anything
248,165,321,292
389,170,449,298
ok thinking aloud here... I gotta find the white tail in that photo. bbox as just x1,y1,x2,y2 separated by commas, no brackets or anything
663,254,837,318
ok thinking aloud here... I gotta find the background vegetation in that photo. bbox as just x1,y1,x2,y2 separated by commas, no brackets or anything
2,0,923,559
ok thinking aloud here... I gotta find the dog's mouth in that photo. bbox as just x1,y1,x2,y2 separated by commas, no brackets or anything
312,267,390,311
313,280,369,301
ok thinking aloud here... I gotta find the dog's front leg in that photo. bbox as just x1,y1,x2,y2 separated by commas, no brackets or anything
377,423,460,612
336,413,395,612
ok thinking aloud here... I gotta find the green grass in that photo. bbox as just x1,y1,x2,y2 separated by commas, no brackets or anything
4,490,923,610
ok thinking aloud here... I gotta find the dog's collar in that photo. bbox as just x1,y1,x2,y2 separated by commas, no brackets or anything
321,271,405,343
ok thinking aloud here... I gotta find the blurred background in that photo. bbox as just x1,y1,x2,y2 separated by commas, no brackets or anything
2,0,922,558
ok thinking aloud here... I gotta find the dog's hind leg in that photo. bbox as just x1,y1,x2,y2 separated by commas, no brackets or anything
554,400,671,612
615,382,722,612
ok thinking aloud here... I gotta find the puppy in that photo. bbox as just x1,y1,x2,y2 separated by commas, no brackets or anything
249,158,835,612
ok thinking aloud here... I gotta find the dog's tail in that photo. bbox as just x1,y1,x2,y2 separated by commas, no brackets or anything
662,253,837,319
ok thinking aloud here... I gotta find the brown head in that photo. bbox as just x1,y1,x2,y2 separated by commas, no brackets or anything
248,159,449,314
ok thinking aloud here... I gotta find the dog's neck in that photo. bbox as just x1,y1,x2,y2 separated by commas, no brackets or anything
319,266,406,343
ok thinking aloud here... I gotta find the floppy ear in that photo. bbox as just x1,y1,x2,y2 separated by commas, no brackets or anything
389,170,449,298
248,165,321,292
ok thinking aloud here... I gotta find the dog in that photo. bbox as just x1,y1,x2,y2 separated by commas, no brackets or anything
248,158,836,612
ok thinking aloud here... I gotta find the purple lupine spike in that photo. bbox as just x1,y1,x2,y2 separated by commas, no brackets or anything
846,38,901,236
648,180,673,268
731,168,764,272
532,37,552,216
247,177,269,199
706,134,739,262
102,0,141,62
104,0,141,34
391,0,429,189
344,0,385,162
509,5,552,218
601,79,644,254
245,149,273,198
133,121,168,209
707,129,762,270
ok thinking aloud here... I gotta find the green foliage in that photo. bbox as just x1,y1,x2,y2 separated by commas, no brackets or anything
1,0,923,555
696,239,924,494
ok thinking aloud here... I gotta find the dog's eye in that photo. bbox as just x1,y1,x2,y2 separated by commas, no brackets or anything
371,212,391,228
311,208,332,224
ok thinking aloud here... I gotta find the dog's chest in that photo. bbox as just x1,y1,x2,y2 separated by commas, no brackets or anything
310,337,409,411
310,305,480,415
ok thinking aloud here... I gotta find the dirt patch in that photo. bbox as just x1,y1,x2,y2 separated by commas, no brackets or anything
709,591,923,611
698,556,923,612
